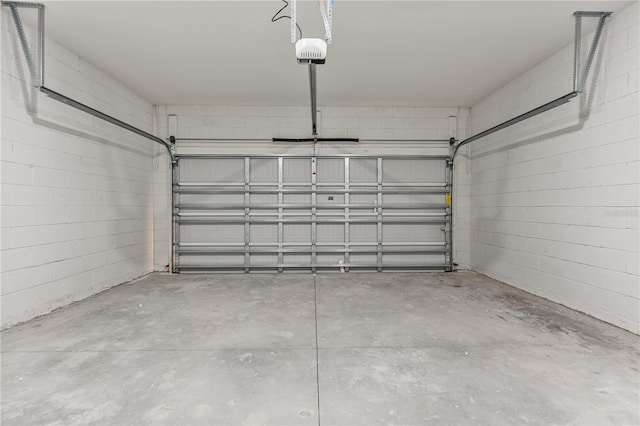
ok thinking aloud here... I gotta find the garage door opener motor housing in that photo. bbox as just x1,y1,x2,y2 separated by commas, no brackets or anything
295,38,327,64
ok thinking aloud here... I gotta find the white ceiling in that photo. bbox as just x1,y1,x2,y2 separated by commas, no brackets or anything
30,0,634,107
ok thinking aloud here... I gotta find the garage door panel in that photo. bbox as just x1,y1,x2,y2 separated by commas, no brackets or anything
283,254,312,265
284,224,311,243
350,193,377,205
174,155,451,272
383,224,443,242
179,254,244,267
250,224,278,243
318,194,346,206
349,254,378,267
317,253,345,267
383,159,445,183
180,158,244,182
180,193,245,205
349,224,377,243
180,224,245,244
317,159,344,183
283,194,311,204
382,194,445,204
283,159,311,182
250,255,278,266
317,224,344,243
382,253,446,265
250,158,277,182
350,159,377,183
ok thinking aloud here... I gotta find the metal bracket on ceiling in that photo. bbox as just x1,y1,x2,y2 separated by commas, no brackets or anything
1,1,45,88
574,11,612,93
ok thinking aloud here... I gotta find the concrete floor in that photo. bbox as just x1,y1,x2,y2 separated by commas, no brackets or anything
1,271,639,425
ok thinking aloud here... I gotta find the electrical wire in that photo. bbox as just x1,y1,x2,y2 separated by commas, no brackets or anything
271,0,303,41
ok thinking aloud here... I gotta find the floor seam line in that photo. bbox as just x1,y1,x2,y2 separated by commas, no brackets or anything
0,347,319,353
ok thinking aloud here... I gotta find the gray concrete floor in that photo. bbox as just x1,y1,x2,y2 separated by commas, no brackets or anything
2,271,639,425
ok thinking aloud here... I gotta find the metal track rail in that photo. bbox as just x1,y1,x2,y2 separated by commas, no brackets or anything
449,11,612,270
1,2,175,160
451,11,611,161
3,0,177,272
40,87,174,158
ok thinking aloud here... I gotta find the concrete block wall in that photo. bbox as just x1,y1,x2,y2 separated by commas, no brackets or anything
153,105,470,270
464,3,639,333
1,13,163,328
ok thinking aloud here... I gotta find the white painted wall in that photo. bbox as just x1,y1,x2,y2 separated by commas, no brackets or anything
462,3,639,333
1,14,163,328
153,105,470,270
4,3,635,336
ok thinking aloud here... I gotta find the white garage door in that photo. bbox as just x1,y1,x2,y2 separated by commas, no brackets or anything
173,154,452,272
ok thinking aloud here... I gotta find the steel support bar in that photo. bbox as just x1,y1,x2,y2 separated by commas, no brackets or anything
178,181,445,187
176,203,448,210
176,264,449,271
376,158,383,272
344,158,350,272
179,241,447,247
4,2,41,87
273,137,359,142
244,158,251,273
177,217,448,225
577,12,611,93
37,1,44,86
171,161,179,273
176,154,451,159
177,138,448,143
277,157,284,272
309,63,318,136
178,248,450,255
176,188,448,195
310,157,317,272
573,11,582,93
40,87,174,159
452,91,578,160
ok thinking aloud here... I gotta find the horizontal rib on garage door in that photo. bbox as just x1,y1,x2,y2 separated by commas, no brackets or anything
173,154,452,272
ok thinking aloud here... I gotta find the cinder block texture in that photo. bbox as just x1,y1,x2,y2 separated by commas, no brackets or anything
1,13,166,328
465,3,639,333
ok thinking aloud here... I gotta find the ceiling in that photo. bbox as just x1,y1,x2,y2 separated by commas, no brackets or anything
26,0,634,107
